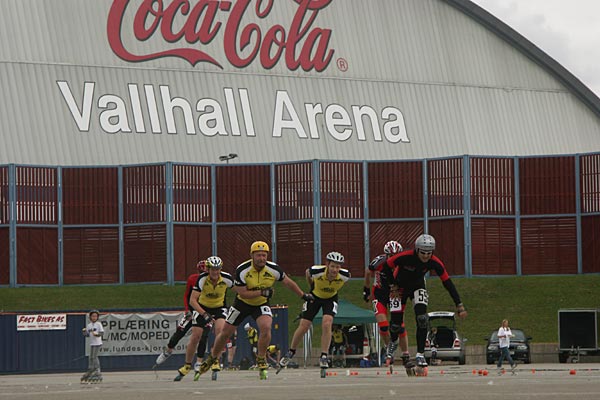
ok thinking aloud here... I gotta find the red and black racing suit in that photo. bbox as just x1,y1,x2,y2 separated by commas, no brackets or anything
387,249,463,354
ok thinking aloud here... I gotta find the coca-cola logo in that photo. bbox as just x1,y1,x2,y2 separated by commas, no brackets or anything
107,0,336,71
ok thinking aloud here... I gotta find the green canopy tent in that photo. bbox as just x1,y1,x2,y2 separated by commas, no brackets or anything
301,299,381,367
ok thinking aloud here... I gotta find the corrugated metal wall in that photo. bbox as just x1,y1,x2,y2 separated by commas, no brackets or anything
2,153,600,286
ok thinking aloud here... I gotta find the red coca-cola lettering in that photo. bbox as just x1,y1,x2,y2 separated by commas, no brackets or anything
107,0,335,71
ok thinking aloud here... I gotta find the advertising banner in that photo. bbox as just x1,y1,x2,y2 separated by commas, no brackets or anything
89,312,189,356
16,314,67,331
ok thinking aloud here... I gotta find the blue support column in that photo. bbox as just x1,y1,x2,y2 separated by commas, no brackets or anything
514,158,522,276
270,163,277,262
423,159,429,234
57,166,64,286
462,156,472,277
575,155,582,274
165,162,174,285
363,161,370,268
8,164,17,287
118,166,125,284
313,160,321,265
211,165,217,255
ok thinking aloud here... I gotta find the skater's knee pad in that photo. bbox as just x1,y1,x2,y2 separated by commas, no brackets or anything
390,322,402,334
398,323,407,337
416,314,428,329
378,320,390,335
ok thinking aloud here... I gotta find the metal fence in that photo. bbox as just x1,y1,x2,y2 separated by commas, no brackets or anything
1,153,599,287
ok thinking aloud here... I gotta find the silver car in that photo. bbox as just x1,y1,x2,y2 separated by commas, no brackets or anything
423,311,467,365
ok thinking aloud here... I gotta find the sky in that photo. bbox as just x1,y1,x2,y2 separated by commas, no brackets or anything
469,0,600,98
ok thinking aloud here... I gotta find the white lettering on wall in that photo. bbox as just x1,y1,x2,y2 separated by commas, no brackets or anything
57,82,408,144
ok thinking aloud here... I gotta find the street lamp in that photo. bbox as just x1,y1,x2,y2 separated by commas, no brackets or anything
219,153,238,164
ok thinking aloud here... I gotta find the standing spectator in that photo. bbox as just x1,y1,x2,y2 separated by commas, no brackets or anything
81,310,104,383
387,234,467,368
330,324,349,367
497,319,516,373
279,252,350,370
195,241,313,380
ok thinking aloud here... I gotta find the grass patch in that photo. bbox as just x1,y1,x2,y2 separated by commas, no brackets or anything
2,275,599,345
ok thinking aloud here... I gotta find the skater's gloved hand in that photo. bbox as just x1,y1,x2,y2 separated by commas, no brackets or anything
362,286,370,302
456,303,468,319
261,287,274,298
301,293,315,302
201,312,214,326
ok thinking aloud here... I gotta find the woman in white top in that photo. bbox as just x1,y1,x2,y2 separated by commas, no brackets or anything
496,319,516,370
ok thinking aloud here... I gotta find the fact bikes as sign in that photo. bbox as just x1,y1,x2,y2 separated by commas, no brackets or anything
107,0,335,71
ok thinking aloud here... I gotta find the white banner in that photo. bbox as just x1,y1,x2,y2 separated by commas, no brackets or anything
17,314,67,331
90,312,191,356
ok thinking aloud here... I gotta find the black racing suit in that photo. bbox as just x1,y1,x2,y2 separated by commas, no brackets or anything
387,250,462,354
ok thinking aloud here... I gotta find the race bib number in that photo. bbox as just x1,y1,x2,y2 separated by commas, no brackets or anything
260,305,273,317
389,297,402,312
413,288,429,306
225,306,240,325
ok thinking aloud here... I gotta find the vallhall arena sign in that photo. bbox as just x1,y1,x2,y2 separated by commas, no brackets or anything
55,0,409,146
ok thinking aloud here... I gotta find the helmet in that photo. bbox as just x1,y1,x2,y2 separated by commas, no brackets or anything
196,259,206,272
244,323,251,331
250,241,270,253
326,251,345,264
383,240,403,255
415,234,436,252
206,256,223,269
88,309,100,318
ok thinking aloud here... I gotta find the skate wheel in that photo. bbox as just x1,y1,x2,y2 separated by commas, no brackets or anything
211,371,218,381
259,370,268,380
415,366,428,377
174,374,184,382
320,368,327,378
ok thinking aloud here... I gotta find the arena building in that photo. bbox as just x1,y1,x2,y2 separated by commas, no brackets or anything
1,0,599,286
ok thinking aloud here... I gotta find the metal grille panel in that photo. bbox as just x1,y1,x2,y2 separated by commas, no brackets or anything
470,158,514,215
428,158,464,217
320,162,363,220
581,154,600,213
519,157,576,215
216,224,271,274
62,167,119,225
63,228,119,284
428,219,465,276
320,222,364,276
0,228,8,284
124,225,167,282
521,217,577,274
173,165,212,223
276,163,313,221
216,165,271,222
368,162,423,219
0,167,8,225
16,227,58,284
368,221,423,258
16,167,57,224
123,165,166,223
173,225,212,281
276,222,314,276
471,218,516,275
581,215,600,273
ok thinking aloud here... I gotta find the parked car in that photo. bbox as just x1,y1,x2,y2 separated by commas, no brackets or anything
423,311,467,365
485,329,532,364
